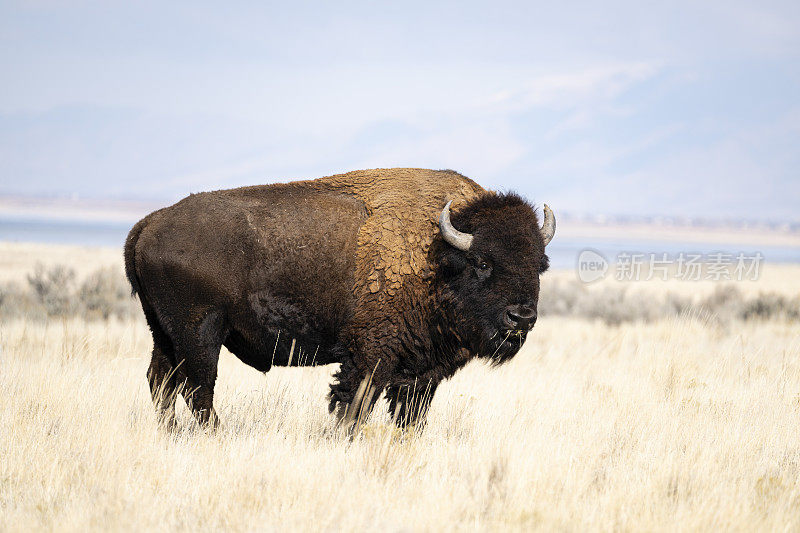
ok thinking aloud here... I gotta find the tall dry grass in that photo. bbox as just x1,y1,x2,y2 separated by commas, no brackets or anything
1,243,800,531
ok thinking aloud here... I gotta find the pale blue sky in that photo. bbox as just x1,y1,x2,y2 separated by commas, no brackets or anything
1,0,798,219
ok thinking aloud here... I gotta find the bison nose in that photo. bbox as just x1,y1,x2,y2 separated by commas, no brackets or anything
503,304,537,331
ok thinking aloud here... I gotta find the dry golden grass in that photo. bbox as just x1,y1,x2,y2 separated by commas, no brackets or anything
0,242,122,284
2,244,800,531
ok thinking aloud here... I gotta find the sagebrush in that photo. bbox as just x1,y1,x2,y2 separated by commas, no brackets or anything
0,263,139,320
2,263,797,326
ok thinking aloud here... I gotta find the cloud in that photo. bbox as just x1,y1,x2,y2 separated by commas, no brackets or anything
487,62,660,112
1,1,798,221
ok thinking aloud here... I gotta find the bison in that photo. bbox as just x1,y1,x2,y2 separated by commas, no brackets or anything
124,168,555,430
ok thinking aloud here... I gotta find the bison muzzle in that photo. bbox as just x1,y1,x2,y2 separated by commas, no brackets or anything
124,168,555,430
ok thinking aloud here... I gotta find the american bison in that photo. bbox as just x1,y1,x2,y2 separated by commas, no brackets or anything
124,168,555,430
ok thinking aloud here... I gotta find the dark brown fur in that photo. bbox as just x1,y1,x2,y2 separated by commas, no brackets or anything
124,168,549,429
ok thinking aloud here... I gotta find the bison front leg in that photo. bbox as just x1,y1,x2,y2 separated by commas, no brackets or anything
386,379,439,429
329,357,383,434
173,312,226,430
178,356,220,430
336,375,381,433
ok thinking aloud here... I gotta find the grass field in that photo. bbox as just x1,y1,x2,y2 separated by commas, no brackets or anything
1,243,799,531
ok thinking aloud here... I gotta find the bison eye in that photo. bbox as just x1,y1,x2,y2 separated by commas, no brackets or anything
474,259,492,280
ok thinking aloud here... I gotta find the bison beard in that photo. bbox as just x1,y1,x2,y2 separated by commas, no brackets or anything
124,168,554,431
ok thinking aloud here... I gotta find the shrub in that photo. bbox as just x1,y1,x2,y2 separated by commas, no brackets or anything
0,263,138,321
78,266,137,320
0,281,40,319
0,264,797,325
740,293,800,321
539,280,692,325
697,285,744,325
26,263,77,316
539,279,795,326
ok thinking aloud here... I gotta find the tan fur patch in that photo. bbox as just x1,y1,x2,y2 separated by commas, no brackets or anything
315,168,483,299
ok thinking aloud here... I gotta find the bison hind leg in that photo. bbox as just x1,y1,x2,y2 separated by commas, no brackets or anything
148,345,178,430
144,309,178,430
172,311,228,430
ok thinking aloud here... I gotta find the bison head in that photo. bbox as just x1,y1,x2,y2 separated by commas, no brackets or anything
434,192,554,363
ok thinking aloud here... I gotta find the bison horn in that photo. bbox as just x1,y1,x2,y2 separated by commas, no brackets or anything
439,200,473,251
541,204,555,246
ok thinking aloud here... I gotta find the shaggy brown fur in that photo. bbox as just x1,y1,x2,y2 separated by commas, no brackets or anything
124,168,550,429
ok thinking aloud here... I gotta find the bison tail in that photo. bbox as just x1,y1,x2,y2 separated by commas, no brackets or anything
124,216,149,297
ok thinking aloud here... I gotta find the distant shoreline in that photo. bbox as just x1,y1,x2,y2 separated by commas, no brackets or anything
559,221,800,248
3,194,800,267
1,194,799,247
